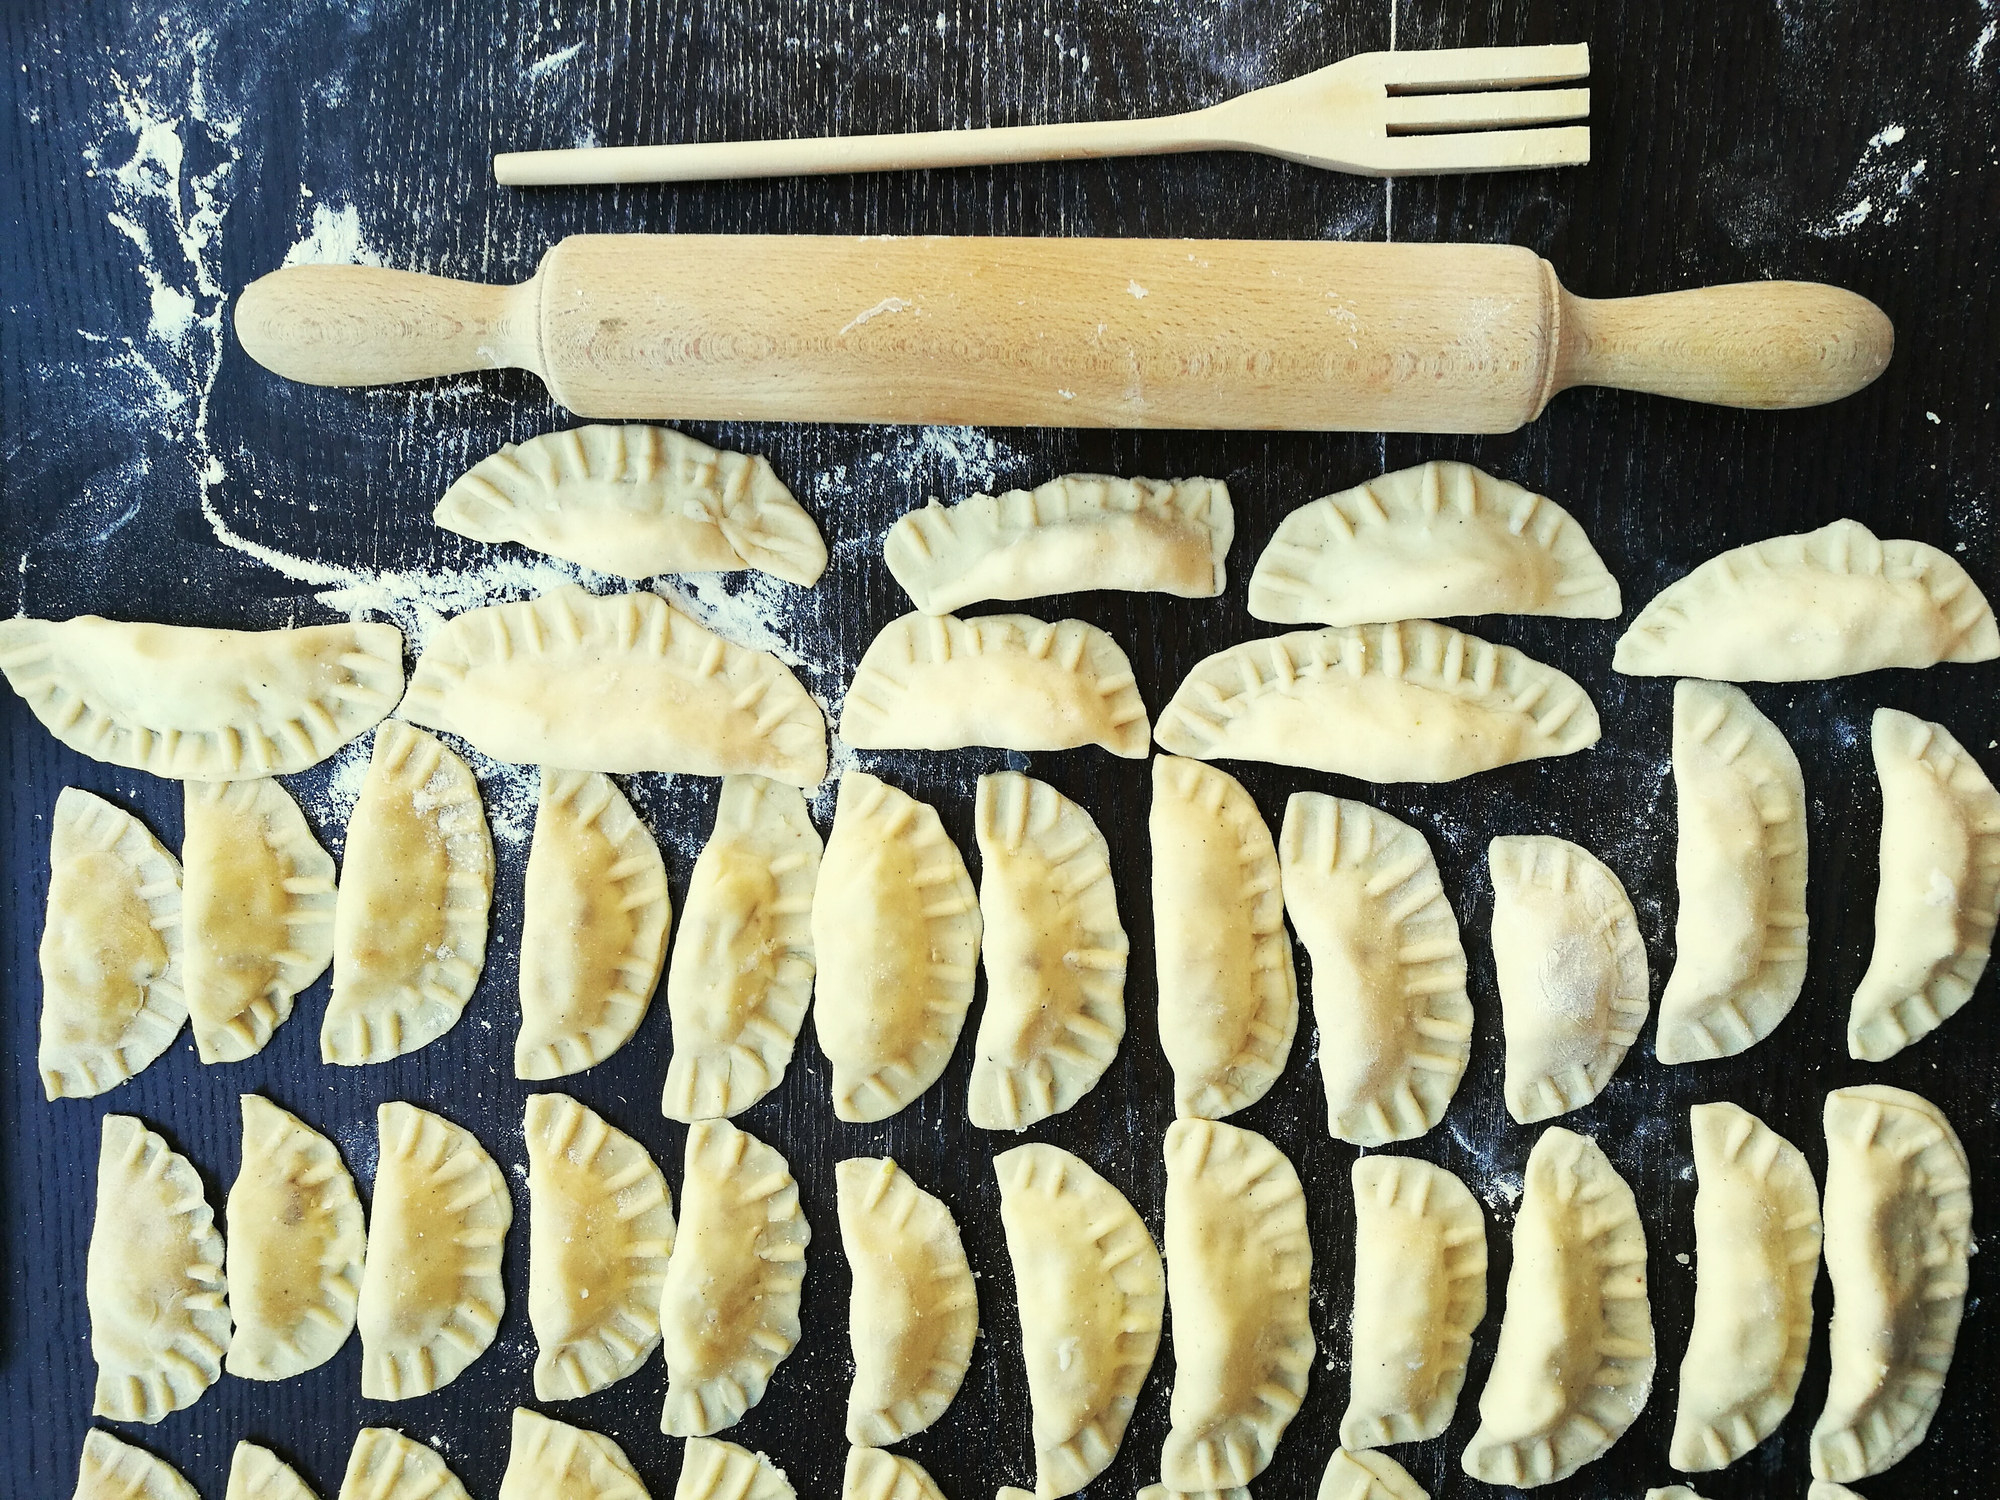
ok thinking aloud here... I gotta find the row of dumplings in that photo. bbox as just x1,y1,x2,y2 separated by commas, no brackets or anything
77,1079,1971,1496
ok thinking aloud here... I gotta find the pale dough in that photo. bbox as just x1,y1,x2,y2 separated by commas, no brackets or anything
72,1431,198,1500
499,1407,652,1500
336,1430,470,1500
676,1439,795,1500
1316,1448,1427,1500
225,1443,316,1500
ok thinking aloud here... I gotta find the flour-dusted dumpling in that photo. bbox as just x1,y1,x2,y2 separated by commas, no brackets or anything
995,1144,1164,1498
226,1094,366,1381
1462,1127,1655,1488
184,776,336,1063
1808,1484,1866,1500
438,424,827,587
356,1102,511,1400
660,1118,811,1436
38,788,184,1099
1488,835,1649,1123
1341,1156,1486,1450
225,1442,316,1500
399,584,827,784
1151,757,1297,1120
1812,1085,1972,1483
1155,622,1599,782
1248,461,1620,627
1158,1119,1314,1493
1657,682,1809,1064
1317,1448,1428,1500
336,1430,470,1500
663,774,821,1121
840,611,1151,758
839,1156,977,1445
676,1440,795,1500
324,721,493,1065
969,772,1127,1132
884,473,1233,614
0,612,404,780
87,1115,228,1423
1849,708,2000,1061
1279,794,1471,1145
500,1407,652,1500
518,769,670,1079
843,1448,947,1500
526,1092,677,1400
1615,519,2000,680
1669,1102,1821,1473
812,771,981,1123
73,1430,200,1500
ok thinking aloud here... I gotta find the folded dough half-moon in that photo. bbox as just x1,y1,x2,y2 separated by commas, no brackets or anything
994,1143,1164,1498
225,1442,315,1500
839,1156,977,1445
1657,681,1808,1064
518,769,669,1079
73,1430,199,1500
1159,1118,1315,1492
1808,1484,1866,1500
1152,757,1297,1120
500,1407,651,1500
1849,708,2000,1060
336,1430,470,1500
323,721,493,1065
184,776,336,1064
969,771,1127,1132
1248,461,1620,627
1155,622,1599,782
1316,1447,1427,1500
676,1439,794,1500
399,584,827,784
660,1119,811,1436
1489,835,1649,1124
1669,1102,1821,1472
812,770,981,1122
1341,1155,1486,1450
356,1102,511,1400
437,424,827,586
663,774,821,1121
0,612,404,780
226,1094,366,1381
1811,1085,1971,1483
884,473,1232,614
1614,519,2000,680
88,1115,228,1423
526,1092,676,1400
1279,793,1471,1145
38,788,184,1099
840,611,1150,758
842,1448,946,1500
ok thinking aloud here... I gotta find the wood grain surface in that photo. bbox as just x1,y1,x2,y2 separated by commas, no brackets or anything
1,1,1995,1497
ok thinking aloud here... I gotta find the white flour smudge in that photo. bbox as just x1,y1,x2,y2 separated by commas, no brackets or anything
838,296,912,335
1812,123,1928,237
524,40,586,79
283,200,385,266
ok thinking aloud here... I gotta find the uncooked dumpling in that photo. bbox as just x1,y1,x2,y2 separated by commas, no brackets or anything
500,1407,652,1500
336,1430,470,1500
1247,461,1620,626
811,770,981,1123
399,584,827,784
675,1439,795,1500
969,771,1127,1132
518,769,670,1079
1155,621,1599,782
0,611,403,779
842,1448,947,1500
87,1115,229,1423
663,774,821,1121
437,423,827,586
1488,834,1648,1123
226,1093,366,1381
38,787,184,1099
1614,519,1999,680
840,611,1151,757
323,720,493,1065
225,1442,316,1500
73,1429,199,1500
184,776,336,1063
1316,1448,1428,1500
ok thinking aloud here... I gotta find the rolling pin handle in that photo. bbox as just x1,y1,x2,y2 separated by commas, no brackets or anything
1550,280,1893,412
233,264,543,388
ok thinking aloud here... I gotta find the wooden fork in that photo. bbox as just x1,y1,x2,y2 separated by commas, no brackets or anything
495,43,1590,186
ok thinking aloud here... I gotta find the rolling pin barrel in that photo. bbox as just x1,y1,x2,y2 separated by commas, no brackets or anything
232,235,1892,432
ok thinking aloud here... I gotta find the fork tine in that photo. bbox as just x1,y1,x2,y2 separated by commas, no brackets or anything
1369,43,1590,93
1385,87,1589,133
1374,124,1591,175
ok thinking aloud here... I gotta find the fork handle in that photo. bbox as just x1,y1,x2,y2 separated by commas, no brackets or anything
495,112,1212,185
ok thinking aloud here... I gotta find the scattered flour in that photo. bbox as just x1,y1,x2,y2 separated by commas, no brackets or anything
282,200,385,266
524,39,586,80
1811,123,1928,237
838,296,912,335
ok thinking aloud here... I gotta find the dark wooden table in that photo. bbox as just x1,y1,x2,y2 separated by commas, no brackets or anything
3,1,1995,1496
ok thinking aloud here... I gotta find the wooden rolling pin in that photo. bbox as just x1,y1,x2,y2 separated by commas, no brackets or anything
234,236,1892,432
